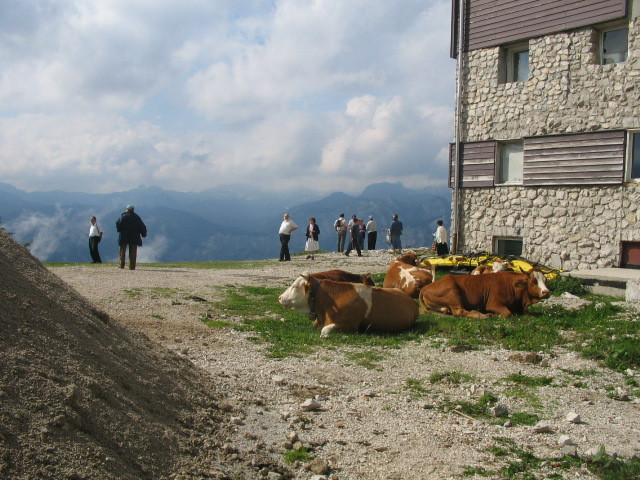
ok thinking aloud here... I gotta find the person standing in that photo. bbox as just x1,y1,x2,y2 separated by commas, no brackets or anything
116,205,147,270
366,216,378,250
88,216,103,263
433,219,449,255
278,213,298,261
334,213,347,252
383,214,403,255
344,219,363,257
305,217,320,260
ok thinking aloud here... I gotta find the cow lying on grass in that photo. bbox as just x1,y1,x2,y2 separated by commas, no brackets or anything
311,269,375,286
279,272,418,337
419,268,550,319
382,252,435,298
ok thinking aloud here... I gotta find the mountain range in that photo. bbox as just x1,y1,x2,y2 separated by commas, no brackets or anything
0,182,451,262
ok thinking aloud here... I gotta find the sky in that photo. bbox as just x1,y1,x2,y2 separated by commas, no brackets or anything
0,0,456,196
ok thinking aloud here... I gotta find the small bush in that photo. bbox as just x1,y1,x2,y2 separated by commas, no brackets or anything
547,275,587,297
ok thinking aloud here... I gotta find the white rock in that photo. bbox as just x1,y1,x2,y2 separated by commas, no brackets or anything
490,404,509,417
558,435,574,446
566,412,581,423
301,399,322,411
272,375,285,385
561,292,580,299
533,422,553,433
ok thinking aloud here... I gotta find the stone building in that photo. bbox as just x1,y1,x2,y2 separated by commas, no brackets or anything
449,0,640,270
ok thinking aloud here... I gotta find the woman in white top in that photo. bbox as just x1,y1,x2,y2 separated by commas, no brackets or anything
433,220,449,255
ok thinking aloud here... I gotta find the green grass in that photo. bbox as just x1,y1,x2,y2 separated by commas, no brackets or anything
283,446,312,463
464,439,640,480
404,378,430,399
205,282,639,371
429,371,472,384
503,373,554,387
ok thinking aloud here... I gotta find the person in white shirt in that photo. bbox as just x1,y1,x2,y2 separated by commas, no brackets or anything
433,219,449,255
278,213,298,261
89,216,104,263
366,216,378,250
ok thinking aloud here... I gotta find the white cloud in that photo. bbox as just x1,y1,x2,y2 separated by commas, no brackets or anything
0,0,455,195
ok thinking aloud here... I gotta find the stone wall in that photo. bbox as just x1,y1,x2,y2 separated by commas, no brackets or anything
454,8,640,269
459,185,640,270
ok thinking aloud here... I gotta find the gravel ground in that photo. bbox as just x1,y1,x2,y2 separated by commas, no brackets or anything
49,249,640,480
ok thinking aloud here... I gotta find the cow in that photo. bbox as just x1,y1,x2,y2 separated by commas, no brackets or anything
278,272,418,337
419,268,551,319
471,259,512,275
311,269,375,286
382,252,436,298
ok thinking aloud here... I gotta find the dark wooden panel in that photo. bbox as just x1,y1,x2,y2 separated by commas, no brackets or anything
523,131,625,185
466,0,627,51
449,141,496,188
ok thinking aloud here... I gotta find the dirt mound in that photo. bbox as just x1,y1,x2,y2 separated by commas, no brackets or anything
0,230,286,479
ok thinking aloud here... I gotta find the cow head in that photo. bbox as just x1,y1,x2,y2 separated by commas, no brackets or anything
362,273,375,286
492,260,512,273
398,252,418,265
278,273,313,313
514,268,551,302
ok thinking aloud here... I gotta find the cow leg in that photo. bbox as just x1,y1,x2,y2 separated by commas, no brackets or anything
320,323,336,338
485,303,513,318
450,306,490,319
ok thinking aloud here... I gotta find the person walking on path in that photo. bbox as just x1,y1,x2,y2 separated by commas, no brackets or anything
278,213,298,261
383,214,403,255
344,219,363,257
88,216,103,263
304,217,320,260
366,216,377,250
433,219,449,255
116,205,147,270
334,213,347,252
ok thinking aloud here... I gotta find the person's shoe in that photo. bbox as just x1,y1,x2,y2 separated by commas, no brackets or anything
344,252,349,256
311,255,314,260
306,255,311,259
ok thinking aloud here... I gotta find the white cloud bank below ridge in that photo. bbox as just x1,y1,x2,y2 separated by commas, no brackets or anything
0,0,455,195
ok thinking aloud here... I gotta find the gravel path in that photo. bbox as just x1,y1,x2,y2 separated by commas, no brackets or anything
52,250,640,480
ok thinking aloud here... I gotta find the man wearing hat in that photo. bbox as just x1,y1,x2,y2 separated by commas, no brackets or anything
115,205,147,270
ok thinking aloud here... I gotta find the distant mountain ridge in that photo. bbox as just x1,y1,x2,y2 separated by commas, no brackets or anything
0,182,451,262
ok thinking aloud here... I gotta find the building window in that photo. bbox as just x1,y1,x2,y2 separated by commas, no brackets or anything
501,43,529,83
601,27,628,64
497,141,524,184
630,132,640,180
495,237,523,257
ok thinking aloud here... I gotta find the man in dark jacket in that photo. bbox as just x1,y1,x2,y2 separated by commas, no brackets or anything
116,205,147,270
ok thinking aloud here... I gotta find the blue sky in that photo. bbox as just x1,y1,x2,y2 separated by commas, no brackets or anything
0,0,455,195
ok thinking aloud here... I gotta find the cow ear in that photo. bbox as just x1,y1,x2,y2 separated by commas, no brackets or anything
514,279,527,289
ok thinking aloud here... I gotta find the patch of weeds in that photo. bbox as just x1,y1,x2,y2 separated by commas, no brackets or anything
346,350,384,370
587,446,640,480
149,314,164,320
282,446,312,464
508,411,540,426
547,275,588,297
581,334,640,372
504,373,553,387
429,371,472,385
462,465,491,477
404,378,429,399
559,367,598,377
171,300,183,305
123,288,142,297
451,392,498,419
469,439,640,480
502,385,543,411
197,311,230,327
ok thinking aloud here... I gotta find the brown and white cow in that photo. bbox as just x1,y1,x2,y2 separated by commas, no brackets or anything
279,272,418,337
471,259,512,275
382,252,436,298
311,269,375,286
419,268,551,319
